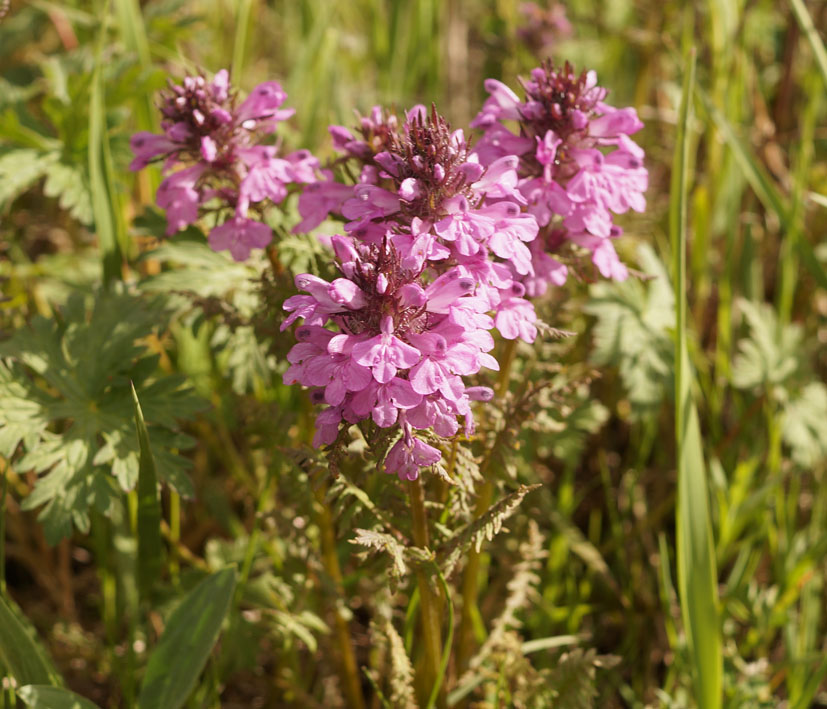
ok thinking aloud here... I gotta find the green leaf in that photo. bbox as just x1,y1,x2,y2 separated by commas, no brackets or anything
0,149,59,211
139,238,261,307
698,85,827,292
17,685,101,709
731,299,802,390
546,649,598,709
789,0,827,91
132,383,164,600
438,484,541,577
138,567,238,709
88,8,123,286
350,528,409,578
0,290,201,543
232,0,255,80
782,382,827,468
43,161,93,225
672,49,722,709
585,243,675,417
0,594,62,686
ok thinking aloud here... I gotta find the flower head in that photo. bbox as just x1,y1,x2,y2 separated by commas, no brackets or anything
130,69,319,260
283,234,501,477
472,60,647,285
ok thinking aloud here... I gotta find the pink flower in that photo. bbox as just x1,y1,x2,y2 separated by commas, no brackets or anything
295,180,355,233
237,81,294,130
385,433,441,481
207,217,272,261
349,378,422,427
129,132,176,170
351,316,422,384
471,60,647,286
313,407,343,447
495,293,538,342
156,165,205,235
131,69,316,252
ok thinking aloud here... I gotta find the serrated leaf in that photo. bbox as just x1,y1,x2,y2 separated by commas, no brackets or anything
585,243,674,417
0,289,202,543
138,567,237,709
782,383,827,468
547,649,598,709
17,685,100,709
381,617,418,709
351,528,408,578
139,239,261,305
0,149,59,210
43,161,93,225
438,484,540,577
731,299,802,390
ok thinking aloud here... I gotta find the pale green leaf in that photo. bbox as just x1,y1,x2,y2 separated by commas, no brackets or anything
138,567,238,709
18,685,100,709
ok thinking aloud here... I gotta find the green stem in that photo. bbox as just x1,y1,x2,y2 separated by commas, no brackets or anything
409,477,445,709
455,338,517,674
168,489,181,588
314,485,366,709
0,457,7,596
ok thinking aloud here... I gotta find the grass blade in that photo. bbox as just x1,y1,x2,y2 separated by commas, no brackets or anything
88,0,123,286
671,48,723,709
17,685,101,709
232,0,255,83
131,383,163,600
698,85,827,294
790,0,827,90
137,566,237,709
112,0,150,67
0,595,62,687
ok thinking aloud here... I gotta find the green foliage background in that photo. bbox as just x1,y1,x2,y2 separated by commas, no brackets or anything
0,0,826,707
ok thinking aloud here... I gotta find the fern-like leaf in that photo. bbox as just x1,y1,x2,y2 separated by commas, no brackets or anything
438,484,540,577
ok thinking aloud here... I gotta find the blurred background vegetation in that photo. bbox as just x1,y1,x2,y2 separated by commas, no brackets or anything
1,0,826,707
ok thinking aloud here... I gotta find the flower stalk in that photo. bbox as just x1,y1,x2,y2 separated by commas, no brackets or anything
314,485,366,709
408,476,446,708
456,337,517,674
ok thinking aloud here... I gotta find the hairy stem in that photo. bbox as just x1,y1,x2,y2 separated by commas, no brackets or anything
409,477,446,708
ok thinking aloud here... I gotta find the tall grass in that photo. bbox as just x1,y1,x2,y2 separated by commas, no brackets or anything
671,47,723,709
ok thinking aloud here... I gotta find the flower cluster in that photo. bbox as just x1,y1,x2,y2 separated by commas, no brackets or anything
130,70,318,260
282,236,497,480
471,60,648,292
300,105,541,342
133,61,646,483
284,105,552,478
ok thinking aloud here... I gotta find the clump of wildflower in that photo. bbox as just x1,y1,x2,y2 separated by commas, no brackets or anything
284,103,551,479
130,70,319,260
282,235,497,480
471,60,648,291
